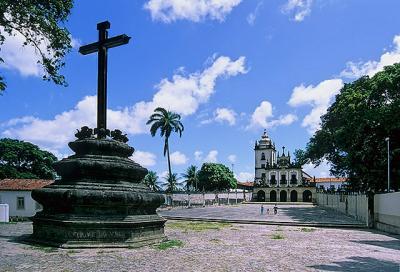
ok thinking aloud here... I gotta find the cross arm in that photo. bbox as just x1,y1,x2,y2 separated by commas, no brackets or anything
79,34,131,55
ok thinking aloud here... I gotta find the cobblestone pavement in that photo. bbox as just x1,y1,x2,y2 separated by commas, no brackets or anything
1,222,399,272
159,204,364,225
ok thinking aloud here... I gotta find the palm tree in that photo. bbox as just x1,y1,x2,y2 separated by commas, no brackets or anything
182,165,198,192
146,107,184,180
163,172,181,193
143,171,161,191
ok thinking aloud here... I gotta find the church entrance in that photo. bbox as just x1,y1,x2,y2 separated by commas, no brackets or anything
257,190,265,202
270,190,277,202
280,190,287,202
290,190,298,202
303,190,312,202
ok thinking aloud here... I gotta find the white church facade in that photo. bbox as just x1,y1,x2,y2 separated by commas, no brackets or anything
252,130,316,202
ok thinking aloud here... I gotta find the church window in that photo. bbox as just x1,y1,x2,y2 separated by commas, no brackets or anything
261,173,266,179
261,153,265,160
261,164,265,168
281,174,286,182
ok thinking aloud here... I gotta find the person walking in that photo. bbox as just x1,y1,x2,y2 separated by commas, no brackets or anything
273,204,278,215
260,204,264,215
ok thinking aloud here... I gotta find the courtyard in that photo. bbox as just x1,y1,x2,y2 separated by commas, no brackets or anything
1,219,399,272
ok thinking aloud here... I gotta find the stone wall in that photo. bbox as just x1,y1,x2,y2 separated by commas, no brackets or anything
315,192,369,225
374,192,400,235
162,191,253,207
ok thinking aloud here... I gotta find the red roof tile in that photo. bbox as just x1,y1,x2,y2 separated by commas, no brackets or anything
237,181,254,187
313,177,347,183
0,179,54,191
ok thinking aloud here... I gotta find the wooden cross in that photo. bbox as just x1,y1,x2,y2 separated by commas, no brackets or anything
79,21,131,138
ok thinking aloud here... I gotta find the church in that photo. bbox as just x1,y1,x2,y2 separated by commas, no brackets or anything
252,130,316,203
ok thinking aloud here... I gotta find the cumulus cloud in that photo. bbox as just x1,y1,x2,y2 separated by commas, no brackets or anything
2,55,247,152
144,0,242,23
288,79,343,133
201,107,237,126
302,160,332,178
340,35,400,79
130,150,157,167
170,151,188,165
282,0,313,22
235,172,254,182
194,151,203,161
0,26,80,78
248,101,297,129
204,150,218,163
228,154,237,163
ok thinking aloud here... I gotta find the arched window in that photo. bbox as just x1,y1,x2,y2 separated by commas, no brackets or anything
261,153,265,160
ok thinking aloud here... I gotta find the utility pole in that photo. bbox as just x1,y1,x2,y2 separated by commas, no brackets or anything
385,137,390,192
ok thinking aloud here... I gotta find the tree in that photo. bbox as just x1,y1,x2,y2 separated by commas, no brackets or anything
143,171,161,191
197,163,237,192
293,149,308,167
182,165,198,191
0,0,74,92
0,138,57,179
302,63,400,192
163,172,181,193
146,107,184,181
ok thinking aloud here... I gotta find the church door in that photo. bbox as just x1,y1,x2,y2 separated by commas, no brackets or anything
290,190,298,202
270,190,277,202
302,190,312,202
280,190,287,202
257,190,265,202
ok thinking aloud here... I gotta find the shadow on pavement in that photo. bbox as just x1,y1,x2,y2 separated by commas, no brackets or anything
309,256,399,271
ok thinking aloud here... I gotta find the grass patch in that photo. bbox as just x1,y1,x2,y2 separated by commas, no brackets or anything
156,239,184,250
300,227,316,233
66,249,79,254
275,228,283,232
270,233,285,240
0,222,17,224
167,221,232,232
29,245,57,253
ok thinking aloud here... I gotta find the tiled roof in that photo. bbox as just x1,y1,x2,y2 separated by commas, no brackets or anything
0,179,54,191
237,181,254,187
313,177,347,183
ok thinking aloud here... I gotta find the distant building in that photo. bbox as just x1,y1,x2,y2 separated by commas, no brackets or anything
253,130,316,202
313,177,347,191
0,179,54,217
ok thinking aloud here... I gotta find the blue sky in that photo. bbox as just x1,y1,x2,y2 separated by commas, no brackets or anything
1,0,400,181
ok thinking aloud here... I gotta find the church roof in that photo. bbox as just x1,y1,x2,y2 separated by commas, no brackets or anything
0,179,54,191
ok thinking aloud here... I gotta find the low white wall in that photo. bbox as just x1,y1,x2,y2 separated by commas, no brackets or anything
164,191,253,206
374,192,400,234
0,191,41,217
316,192,369,224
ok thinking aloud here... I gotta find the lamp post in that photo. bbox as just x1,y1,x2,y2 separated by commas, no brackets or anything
385,137,390,192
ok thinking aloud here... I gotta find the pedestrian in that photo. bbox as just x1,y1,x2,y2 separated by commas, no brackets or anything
273,204,278,215
266,208,270,215
260,205,264,215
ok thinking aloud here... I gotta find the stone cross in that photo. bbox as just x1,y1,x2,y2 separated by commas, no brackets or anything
79,21,131,138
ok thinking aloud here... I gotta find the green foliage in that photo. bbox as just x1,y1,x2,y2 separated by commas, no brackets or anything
293,149,308,167
163,172,182,193
271,233,285,240
146,107,184,183
300,227,316,232
197,163,237,191
167,221,232,232
302,63,400,192
155,239,184,250
0,138,57,179
143,171,161,191
182,165,198,191
0,0,74,92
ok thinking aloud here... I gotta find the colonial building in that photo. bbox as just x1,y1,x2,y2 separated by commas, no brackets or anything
253,130,316,202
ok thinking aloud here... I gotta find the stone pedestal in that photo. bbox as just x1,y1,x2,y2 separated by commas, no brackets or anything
30,137,166,248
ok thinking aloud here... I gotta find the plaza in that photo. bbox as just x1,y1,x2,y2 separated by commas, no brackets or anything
1,213,399,271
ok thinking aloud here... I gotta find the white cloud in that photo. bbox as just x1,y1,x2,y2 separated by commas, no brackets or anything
340,35,400,79
2,55,247,152
144,0,242,23
170,151,188,165
282,0,313,22
247,1,264,26
194,151,203,161
228,154,237,163
214,108,237,125
248,101,297,129
130,150,157,167
235,172,254,182
204,150,218,163
288,79,343,133
302,160,332,178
